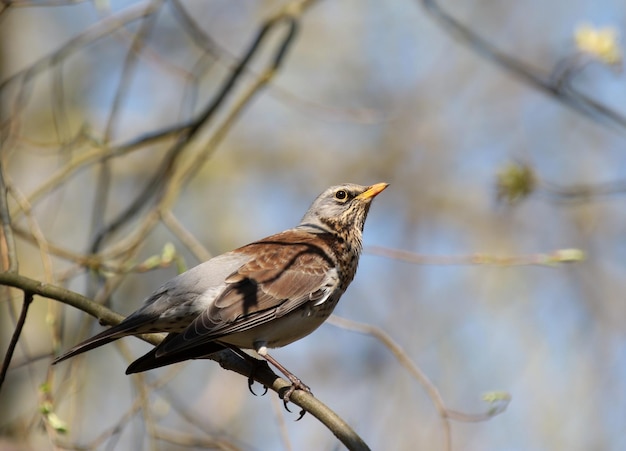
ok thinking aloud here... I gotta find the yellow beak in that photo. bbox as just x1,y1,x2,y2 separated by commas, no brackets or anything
356,182,389,200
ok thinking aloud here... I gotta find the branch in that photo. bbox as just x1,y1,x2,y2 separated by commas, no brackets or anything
0,290,33,392
0,272,127,328
89,2,304,253
0,271,370,450
366,246,585,267
419,0,626,132
538,179,626,203
0,165,17,272
329,315,510,451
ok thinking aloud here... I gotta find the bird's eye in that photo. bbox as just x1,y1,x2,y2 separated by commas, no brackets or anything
335,190,348,200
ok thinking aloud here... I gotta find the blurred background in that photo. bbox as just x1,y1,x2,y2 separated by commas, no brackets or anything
1,0,626,450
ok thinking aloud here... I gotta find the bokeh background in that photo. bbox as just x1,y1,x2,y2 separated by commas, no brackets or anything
1,0,626,450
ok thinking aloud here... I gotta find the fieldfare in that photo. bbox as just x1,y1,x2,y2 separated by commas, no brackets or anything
53,182,388,403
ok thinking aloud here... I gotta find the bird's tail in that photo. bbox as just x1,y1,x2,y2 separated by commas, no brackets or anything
126,334,226,374
52,326,127,365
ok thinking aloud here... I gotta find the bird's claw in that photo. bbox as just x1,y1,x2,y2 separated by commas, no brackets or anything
282,397,306,421
281,377,311,420
247,374,268,396
246,358,269,396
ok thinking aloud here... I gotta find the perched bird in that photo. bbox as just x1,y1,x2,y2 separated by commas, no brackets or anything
53,182,388,401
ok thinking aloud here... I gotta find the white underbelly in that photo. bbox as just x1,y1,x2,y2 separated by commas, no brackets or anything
219,308,329,350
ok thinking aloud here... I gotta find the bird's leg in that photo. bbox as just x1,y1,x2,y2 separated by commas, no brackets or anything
255,344,311,419
262,351,312,397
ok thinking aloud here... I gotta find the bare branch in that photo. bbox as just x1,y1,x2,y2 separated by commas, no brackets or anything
0,290,34,392
366,246,585,267
328,315,511,451
419,0,626,132
0,270,370,450
0,164,17,272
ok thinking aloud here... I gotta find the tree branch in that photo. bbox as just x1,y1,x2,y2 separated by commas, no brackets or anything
0,290,33,392
0,165,17,272
0,271,370,450
419,0,626,132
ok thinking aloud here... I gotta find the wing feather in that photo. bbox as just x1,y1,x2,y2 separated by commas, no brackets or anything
157,231,336,356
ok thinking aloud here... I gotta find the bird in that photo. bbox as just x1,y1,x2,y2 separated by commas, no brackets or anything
53,182,388,402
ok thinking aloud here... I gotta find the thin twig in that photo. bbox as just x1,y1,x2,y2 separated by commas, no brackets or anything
419,0,626,132
328,315,453,451
151,427,240,450
0,2,159,154
0,2,156,90
90,1,304,253
87,0,164,303
538,179,626,203
0,291,34,392
4,177,54,279
159,13,300,209
328,315,512,451
366,246,584,267
0,164,17,272
160,210,212,262
271,393,294,451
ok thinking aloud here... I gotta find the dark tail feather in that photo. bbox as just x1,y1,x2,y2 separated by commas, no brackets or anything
126,334,226,374
52,325,129,365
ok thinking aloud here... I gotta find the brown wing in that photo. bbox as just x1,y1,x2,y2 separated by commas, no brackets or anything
156,230,337,356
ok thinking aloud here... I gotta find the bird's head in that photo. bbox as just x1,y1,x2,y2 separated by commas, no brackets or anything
298,183,388,235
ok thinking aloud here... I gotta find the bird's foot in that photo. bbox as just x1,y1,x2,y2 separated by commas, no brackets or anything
226,345,271,396
255,347,312,420
246,359,270,396
247,375,269,396
282,376,311,420
248,376,267,396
